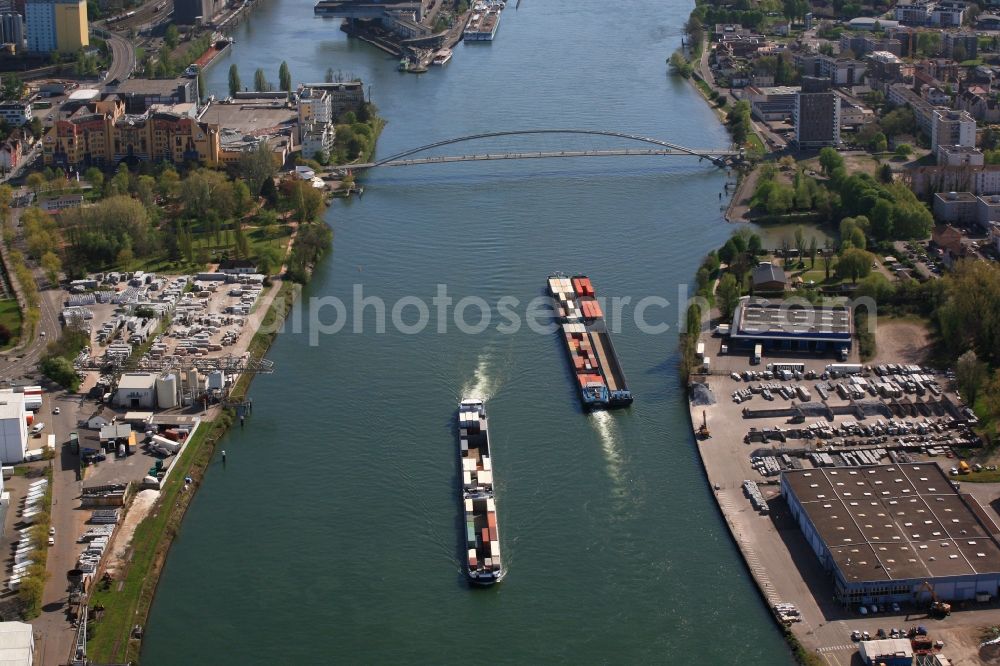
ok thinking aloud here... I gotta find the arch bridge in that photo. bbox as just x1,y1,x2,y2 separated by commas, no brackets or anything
331,129,743,173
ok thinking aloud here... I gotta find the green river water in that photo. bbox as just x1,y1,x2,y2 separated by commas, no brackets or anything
141,0,794,661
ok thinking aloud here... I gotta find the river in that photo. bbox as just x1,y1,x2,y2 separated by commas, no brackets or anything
141,0,793,662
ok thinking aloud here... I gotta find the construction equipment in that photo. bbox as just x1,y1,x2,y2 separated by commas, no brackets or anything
918,580,952,617
697,410,711,439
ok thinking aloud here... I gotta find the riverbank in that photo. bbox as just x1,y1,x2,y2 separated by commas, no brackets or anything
672,35,823,664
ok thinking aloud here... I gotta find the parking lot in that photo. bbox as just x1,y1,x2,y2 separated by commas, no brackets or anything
690,326,999,664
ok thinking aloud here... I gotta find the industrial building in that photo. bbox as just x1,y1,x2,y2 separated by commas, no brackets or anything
0,621,34,666
114,373,157,409
0,393,26,464
25,0,87,53
0,12,24,50
173,0,223,24
858,638,913,666
782,464,1000,606
729,296,853,355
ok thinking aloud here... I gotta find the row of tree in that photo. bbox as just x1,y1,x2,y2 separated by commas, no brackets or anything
228,61,293,97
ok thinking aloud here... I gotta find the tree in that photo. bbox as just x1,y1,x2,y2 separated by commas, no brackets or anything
41,251,61,285
818,147,844,175
256,244,282,276
983,127,1000,151
279,61,292,93
253,68,269,92
668,52,693,78
116,244,134,270
937,261,1000,366
164,24,179,49
870,199,894,240
260,175,278,205
835,247,873,283
822,241,834,280
748,233,762,257
26,172,44,195
40,355,79,391
29,117,42,140
83,167,104,196
228,64,241,97
956,350,987,403
894,144,912,158
794,226,805,266
2,75,23,101
871,132,888,153
717,273,740,321
840,217,867,250
878,163,894,184
238,141,278,195
808,236,818,268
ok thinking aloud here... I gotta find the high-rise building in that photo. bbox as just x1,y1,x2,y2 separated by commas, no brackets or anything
932,109,976,160
794,77,840,148
26,0,87,53
0,12,23,49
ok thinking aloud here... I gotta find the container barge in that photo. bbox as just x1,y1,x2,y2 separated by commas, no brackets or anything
458,399,503,585
548,274,634,410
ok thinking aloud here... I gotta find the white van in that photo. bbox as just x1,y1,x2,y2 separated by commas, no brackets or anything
30,423,44,435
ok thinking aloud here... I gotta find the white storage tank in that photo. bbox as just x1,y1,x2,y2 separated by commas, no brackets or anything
185,368,199,394
156,374,178,409
207,371,226,391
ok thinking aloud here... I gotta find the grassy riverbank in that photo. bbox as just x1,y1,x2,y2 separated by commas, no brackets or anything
86,418,229,662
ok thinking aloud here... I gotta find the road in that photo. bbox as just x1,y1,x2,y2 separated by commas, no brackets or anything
693,38,787,151
31,390,87,666
104,32,136,84
0,206,64,380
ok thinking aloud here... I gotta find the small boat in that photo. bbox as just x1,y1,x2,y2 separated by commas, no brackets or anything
398,57,409,71
432,49,453,65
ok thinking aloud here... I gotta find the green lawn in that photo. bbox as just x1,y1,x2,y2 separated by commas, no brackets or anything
746,133,766,155
0,298,23,351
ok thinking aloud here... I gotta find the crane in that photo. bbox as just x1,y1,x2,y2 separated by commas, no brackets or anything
918,580,952,617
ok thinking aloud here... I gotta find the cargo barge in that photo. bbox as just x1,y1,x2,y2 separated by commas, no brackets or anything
548,274,634,410
458,399,503,585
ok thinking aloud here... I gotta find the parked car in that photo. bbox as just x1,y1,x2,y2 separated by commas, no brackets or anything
30,423,44,435
52,407,60,415
891,602,901,613
859,606,868,616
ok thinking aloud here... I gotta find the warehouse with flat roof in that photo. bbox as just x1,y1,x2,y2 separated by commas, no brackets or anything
730,296,852,355
782,463,1000,605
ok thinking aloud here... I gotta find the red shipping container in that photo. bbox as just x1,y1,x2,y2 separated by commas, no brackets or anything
573,356,585,369
487,512,497,527
481,527,490,543
489,526,498,542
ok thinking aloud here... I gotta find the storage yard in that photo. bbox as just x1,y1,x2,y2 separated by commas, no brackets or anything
64,267,270,402
690,323,1000,665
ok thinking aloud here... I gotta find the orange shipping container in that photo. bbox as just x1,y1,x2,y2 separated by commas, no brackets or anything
590,301,603,318
489,526,498,541
481,527,490,543
487,512,497,527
